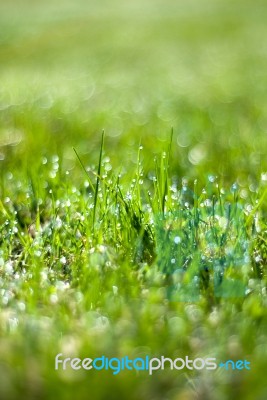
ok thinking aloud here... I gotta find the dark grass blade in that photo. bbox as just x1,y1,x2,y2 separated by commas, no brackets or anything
93,130,105,232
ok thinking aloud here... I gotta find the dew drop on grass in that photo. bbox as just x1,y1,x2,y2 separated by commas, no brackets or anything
255,255,262,263
4,262,13,275
55,217,63,229
249,184,257,192
98,245,107,253
49,171,57,179
231,183,238,192
240,189,248,199
52,155,59,163
245,204,253,213
216,216,228,229
104,163,112,172
174,236,181,244
208,175,216,183
40,271,48,281
60,256,67,265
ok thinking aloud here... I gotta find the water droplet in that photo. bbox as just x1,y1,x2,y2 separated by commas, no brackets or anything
60,256,67,265
174,236,181,244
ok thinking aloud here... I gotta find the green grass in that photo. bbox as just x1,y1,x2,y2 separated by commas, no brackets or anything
1,0,267,399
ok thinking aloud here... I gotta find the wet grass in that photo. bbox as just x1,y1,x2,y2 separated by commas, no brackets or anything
0,0,267,399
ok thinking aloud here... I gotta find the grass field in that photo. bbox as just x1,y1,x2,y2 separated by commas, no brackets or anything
1,1,267,399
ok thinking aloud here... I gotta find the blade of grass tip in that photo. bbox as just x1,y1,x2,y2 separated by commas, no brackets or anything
0,199,11,218
93,130,105,232
245,186,267,227
0,200,28,247
166,127,174,170
27,169,41,231
130,139,142,204
162,128,173,213
73,147,96,194
154,156,161,213
136,139,143,208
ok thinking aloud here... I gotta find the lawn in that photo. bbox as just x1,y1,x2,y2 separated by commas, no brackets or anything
0,0,267,399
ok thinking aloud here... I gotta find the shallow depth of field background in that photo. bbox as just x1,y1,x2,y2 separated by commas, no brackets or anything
0,1,267,399
1,0,267,180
